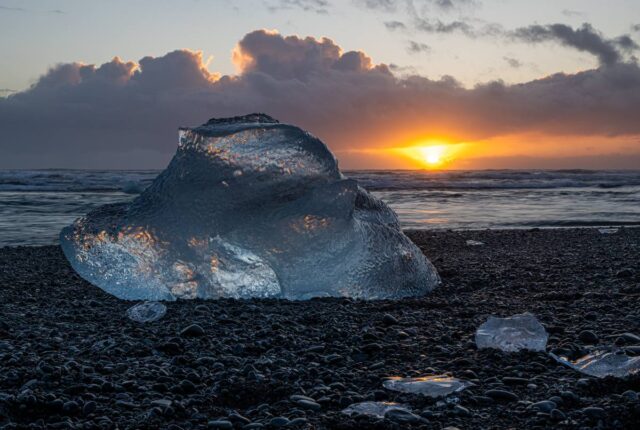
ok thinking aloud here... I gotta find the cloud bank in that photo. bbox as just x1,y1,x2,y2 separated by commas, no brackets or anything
1,29,640,168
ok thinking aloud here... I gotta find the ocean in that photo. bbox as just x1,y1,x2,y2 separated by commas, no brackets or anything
1,169,639,246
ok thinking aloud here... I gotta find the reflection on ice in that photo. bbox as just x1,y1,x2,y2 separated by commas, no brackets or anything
60,114,440,300
382,375,472,397
550,348,640,378
126,301,167,322
341,401,410,418
476,313,548,352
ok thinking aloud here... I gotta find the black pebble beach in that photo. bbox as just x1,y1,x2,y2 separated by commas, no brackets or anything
1,228,639,429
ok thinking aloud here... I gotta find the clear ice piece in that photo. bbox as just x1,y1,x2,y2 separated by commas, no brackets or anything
60,114,440,300
382,375,472,397
126,301,167,322
550,348,640,378
475,313,548,352
466,240,484,246
341,402,410,418
598,228,619,234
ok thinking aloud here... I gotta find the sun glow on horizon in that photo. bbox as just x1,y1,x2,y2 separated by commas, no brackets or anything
393,142,460,169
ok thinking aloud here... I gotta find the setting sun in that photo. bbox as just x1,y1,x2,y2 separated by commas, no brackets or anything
392,142,460,169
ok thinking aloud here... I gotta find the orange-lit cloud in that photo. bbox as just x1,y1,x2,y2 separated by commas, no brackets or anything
1,29,640,169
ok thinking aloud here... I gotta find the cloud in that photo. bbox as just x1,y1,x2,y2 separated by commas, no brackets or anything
391,16,638,66
511,23,629,66
503,56,522,68
0,5,25,12
384,20,406,30
561,9,584,18
355,0,475,12
265,0,330,14
1,29,640,168
407,40,431,54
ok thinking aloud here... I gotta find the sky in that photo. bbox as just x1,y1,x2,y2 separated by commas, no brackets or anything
1,0,640,169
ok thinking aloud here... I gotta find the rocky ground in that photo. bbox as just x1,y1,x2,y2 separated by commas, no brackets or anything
1,228,639,429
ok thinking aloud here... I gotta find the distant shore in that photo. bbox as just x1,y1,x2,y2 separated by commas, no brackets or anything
1,228,639,429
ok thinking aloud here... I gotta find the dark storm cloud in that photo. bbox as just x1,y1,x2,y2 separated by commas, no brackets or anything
407,40,431,54
1,29,640,168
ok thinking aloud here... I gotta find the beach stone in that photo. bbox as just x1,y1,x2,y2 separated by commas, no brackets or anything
578,330,599,344
180,324,205,337
82,400,96,415
582,407,606,419
208,420,233,429
382,314,399,325
529,400,556,413
622,390,638,401
616,268,633,278
550,409,566,421
484,389,519,402
296,399,321,410
269,417,290,427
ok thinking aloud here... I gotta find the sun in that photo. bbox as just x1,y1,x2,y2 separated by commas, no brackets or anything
420,145,445,166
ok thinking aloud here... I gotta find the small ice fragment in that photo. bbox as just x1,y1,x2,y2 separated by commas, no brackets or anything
466,240,484,246
475,313,548,352
341,401,410,418
126,301,167,322
382,375,472,397
550,348,640,378
598,228,619,234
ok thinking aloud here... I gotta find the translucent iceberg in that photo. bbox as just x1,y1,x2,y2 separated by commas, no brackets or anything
342,402,410,418
126,301,167,322
475,313,548,352
382,375,472,397
550,348,640,378
60,114,440,300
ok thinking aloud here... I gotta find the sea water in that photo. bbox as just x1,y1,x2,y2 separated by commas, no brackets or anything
1,169,639,246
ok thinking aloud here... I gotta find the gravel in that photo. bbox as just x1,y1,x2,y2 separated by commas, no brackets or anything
0,228,639,429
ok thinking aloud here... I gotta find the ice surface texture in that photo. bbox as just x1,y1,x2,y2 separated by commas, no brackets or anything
382,375,472,397
475,313,548,352
60,114,439,300
551,348,640,378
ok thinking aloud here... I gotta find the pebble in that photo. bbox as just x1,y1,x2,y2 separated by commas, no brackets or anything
208,420,233,429
382,314,399,325
582,407,606,419
528,400,556,413
484,389,519,402
578,330,598,344
269,417,290,427
180,324,205,337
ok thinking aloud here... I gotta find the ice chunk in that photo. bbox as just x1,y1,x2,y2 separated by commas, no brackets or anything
598,228,619,234
476,313,548,352
342,401,411,418
550,348,640,378
126,301,167,322
60,114,439,300
382,375,472,397
466,240,484,246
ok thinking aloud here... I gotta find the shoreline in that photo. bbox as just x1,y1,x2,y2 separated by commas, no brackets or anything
1,228,639,429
